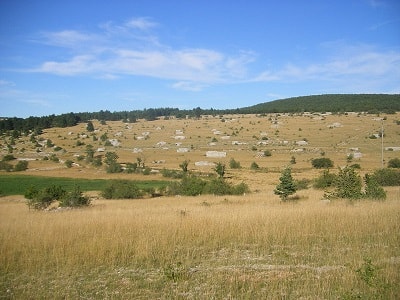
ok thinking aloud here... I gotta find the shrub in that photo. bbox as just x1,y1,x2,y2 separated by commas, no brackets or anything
250,162,260,170
59,186,91,207
101,180,144,199
0,161,13,172
65,160,73,168
214,162,225,178
372,168,400,186
387,158,400,168
311,157,334,169
167,176,249,196
171,176,206,196
203,178,233,195
161,168,184,179
229,158,241,169
142,167,151,175
313,170,337,189
364,174,386,200
179,160,189,173
264,150,272,157
295,178,310,190
106,162,122,173
2,154,16,161
14,160,28,171
125,162,138,173
26,185,67,210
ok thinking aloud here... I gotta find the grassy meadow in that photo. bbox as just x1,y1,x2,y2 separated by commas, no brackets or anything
1,190,400,299
1,112,400,298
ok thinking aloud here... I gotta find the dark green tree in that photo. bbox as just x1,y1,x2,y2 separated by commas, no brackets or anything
311,157,334,169
86,121,95,132
274,167,297,201
85,145,95,163
214,162,226,178
179,160,189,173
364,174,386,200
334,166,363,199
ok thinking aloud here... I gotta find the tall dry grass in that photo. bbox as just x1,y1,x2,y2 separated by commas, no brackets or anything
1,188,399,298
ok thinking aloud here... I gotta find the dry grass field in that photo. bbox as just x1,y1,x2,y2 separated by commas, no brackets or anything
1,112,400,298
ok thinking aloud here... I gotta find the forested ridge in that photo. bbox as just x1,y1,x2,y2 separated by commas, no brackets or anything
240,94,400,114
1,94,399,133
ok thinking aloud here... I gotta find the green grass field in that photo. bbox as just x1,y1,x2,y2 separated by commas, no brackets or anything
0,174,170,196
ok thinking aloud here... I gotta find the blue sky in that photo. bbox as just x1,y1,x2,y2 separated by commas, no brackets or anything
1,0,399,117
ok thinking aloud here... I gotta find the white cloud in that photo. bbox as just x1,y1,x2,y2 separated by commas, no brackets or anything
171,81,208,91
125,17,158,30
26,18,253,87
254,46,400,86
39,30,98,48
37,55,96,75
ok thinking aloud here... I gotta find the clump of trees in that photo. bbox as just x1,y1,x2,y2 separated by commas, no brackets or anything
0,155,29,172
25,185,90,210
314,166,387,201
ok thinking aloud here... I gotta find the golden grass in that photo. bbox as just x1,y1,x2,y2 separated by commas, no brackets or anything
1,112,400,297
1,188,399,298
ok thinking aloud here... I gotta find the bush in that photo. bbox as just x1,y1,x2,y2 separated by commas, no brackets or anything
167,176,249,196
313,170,337,189
106,162,122,173
264,150,272,157
2,154,16,161
364,174,386,200
372,168,400,186
295,178,310,190
311,157,334,169
0,161,13,172
14,160,28,171
388,158,400,168
59,186,91,207
25,185,67,210
170,176,206,196
250,162,260,170
161,168,184,179
214,162,225,178
229,158,241,169
65,160,73,168
101,180,144,199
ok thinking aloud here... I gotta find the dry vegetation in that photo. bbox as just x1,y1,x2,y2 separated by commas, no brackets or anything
1,112,400,298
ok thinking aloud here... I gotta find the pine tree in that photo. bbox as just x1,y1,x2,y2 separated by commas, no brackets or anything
334,166,362,199
86,121,95,132
274,167,297,201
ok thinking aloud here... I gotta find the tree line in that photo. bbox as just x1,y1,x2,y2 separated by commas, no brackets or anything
1,94,399,134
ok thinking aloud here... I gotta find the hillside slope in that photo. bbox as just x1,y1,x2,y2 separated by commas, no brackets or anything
240,94,400,114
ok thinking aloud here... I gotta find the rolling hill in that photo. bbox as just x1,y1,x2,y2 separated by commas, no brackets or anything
239,94,400,114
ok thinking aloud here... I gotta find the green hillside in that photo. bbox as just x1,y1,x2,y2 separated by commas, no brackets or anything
240,94,400,114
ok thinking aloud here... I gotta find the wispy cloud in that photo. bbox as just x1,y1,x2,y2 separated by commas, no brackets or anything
171,81,208,91
254,44,400,88
23,18,400,94
25,18,255,90
39,30,98,48
368,0,387,8
0,79,15,87
125,17,158,30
